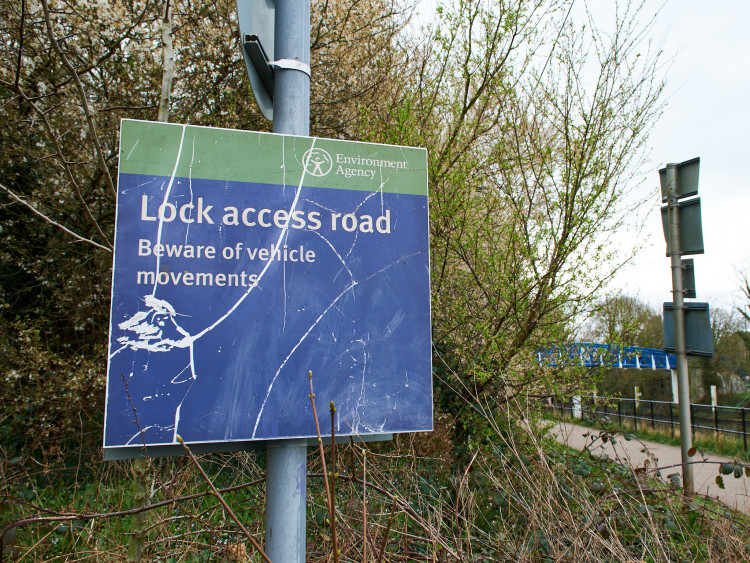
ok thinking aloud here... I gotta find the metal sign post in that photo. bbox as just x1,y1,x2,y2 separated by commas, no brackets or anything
106,4,431,562
665,163,694,495
266,1,310,560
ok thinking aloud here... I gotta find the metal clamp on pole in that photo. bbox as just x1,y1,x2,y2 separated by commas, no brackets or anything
269,58,311,78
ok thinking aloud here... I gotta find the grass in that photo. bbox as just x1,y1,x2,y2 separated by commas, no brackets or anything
3,405,750,561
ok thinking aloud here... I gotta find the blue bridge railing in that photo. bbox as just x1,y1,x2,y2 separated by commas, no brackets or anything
537,343,677,371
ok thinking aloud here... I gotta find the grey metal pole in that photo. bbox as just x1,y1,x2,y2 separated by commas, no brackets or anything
272,0,310,136
666,163,695,495
265,1,310,561
266,440,308,561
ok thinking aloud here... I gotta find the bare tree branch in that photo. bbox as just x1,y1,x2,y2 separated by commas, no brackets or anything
41,0,117,200
0,182,111,252
14,0,26,90
13,86,113,249
157,0,174,123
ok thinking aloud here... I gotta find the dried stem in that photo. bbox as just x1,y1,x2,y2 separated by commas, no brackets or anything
329,401,340,563
307,472,460,560
453,449,479,561
362,448,367,563
375,499,396,563
308,372,340,563
176,437,271,563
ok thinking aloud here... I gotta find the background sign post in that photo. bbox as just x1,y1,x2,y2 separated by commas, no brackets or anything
665,162,695,495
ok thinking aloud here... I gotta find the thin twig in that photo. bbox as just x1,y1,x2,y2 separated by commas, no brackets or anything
0,479,265,542
375,499,396,563
11,86,113,249
362,447,367,563
15,0,25,90
121,373,215,544
0,181,111,252
453,449,479,562
309,373,333,509
308,372,338,562
176,437,271,563
41,0,117,199
121,374,150,563
330,401,340,563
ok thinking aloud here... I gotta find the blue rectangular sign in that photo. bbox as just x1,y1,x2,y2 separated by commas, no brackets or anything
104,120,432,456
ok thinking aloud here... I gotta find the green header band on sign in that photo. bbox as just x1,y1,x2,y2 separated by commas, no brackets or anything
118,119,428,196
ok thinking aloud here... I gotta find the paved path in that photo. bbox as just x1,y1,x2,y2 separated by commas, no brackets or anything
552,422,750,514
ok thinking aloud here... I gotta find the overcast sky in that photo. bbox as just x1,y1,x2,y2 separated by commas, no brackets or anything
604,0,750,316
415,0,750,316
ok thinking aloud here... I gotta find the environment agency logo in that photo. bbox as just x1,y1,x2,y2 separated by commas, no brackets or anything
303,147,333,177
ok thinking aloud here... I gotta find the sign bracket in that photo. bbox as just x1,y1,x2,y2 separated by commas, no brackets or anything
243,34,274,101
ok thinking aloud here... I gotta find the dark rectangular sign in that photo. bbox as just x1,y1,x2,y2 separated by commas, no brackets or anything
659,157,699,202
660,198,704,256
104,120,432,458
663,302,714,358
682,258,696,299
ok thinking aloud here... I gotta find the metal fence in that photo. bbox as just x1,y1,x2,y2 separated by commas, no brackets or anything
546,395,750,452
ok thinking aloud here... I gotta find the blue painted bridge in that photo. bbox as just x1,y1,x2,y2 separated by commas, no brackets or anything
537,343,677,371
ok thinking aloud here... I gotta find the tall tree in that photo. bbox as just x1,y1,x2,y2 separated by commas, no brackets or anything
585,295,661,348
739,275,750,328
705,307,749,385
1,0,666,447
364,1,666,410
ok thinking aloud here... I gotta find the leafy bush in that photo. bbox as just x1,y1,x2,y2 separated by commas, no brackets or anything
0,321,106,458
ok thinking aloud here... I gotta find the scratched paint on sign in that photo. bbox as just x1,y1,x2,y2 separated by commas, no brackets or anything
103,120,432,456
